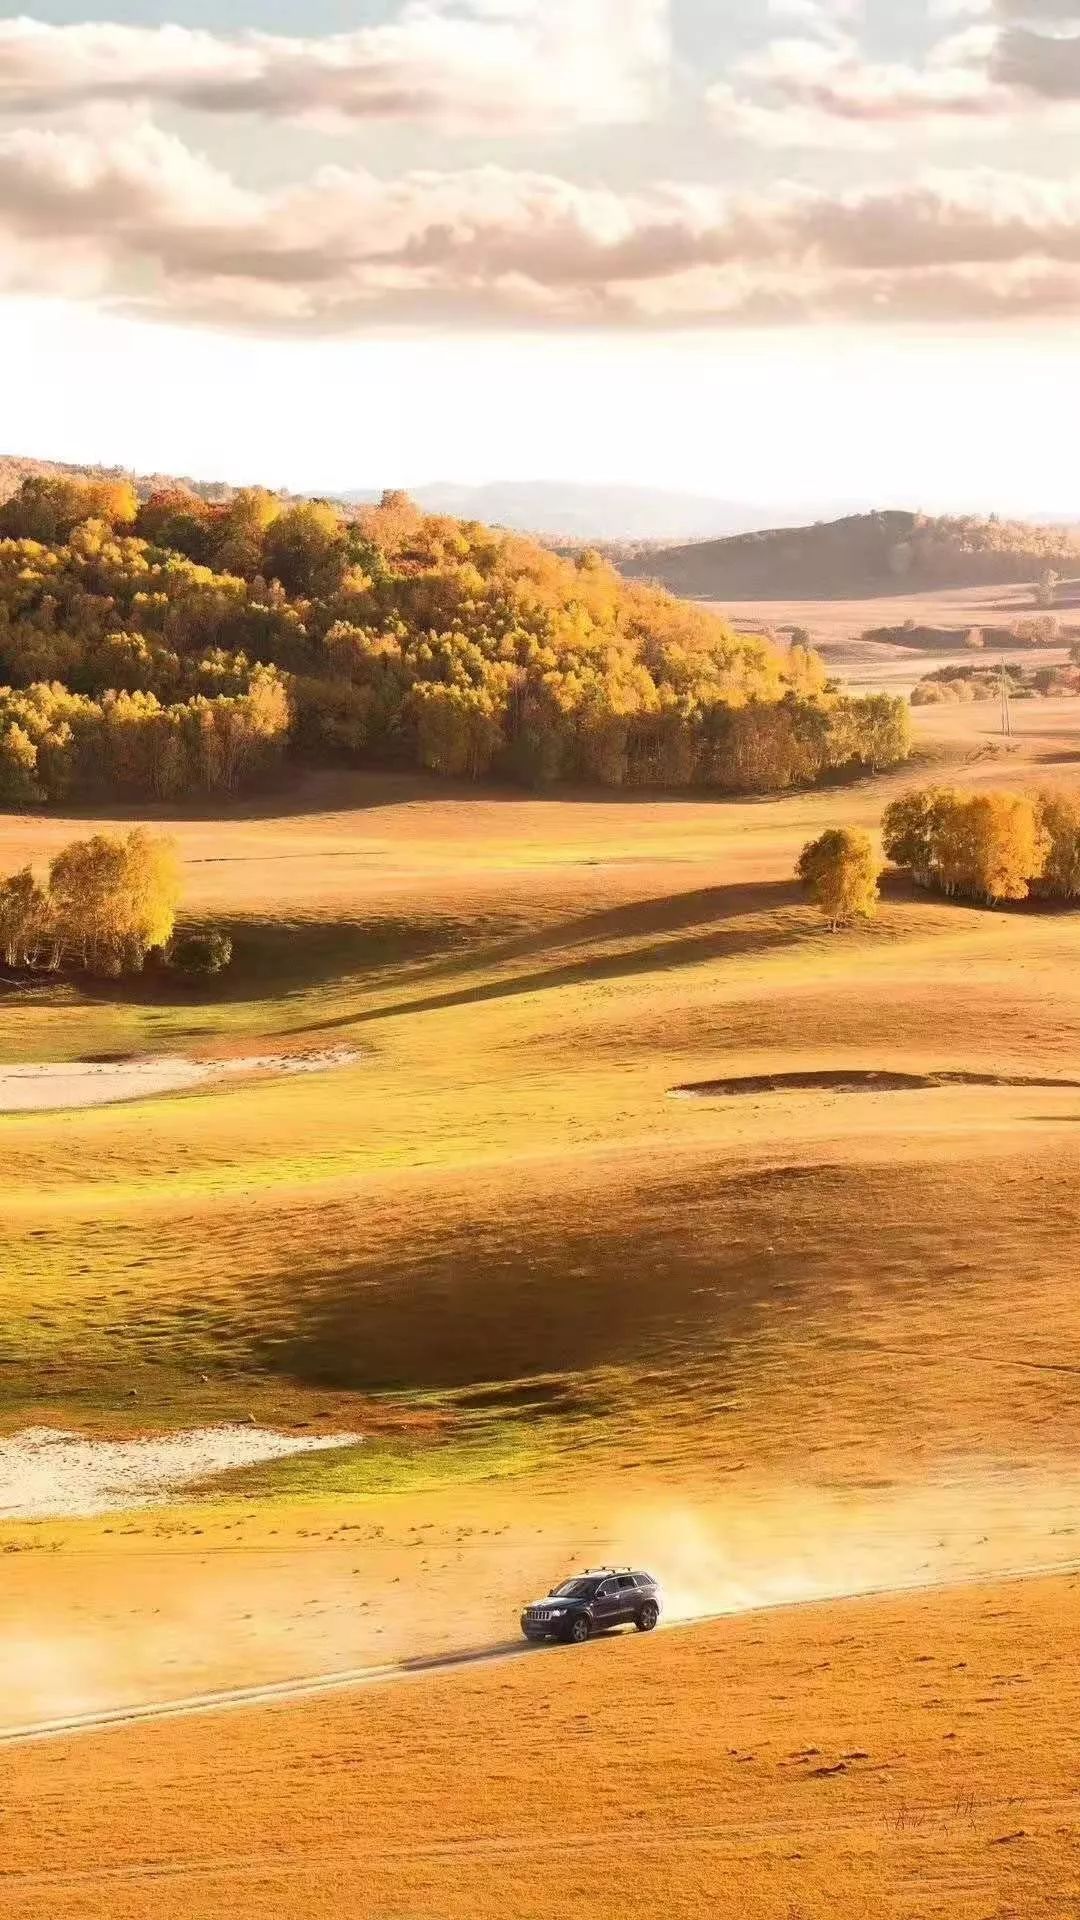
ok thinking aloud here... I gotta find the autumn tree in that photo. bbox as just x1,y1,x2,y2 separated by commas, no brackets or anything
883,786,1050,903
882,787,953,886
47,830,181,975
0,483,912,804
0,866,51,968
212,488,282,578
0,473,140,543
136,487,214,563
797,827,882,929
1036,568,1061,610
1038,791,1080,899
263,501,346,598
937,792,1049,902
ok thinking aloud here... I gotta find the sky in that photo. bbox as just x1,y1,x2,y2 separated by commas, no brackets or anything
0,0,1076,513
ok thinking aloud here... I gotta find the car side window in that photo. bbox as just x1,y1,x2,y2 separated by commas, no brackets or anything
617,1575,636,1590
599,1579,618,1597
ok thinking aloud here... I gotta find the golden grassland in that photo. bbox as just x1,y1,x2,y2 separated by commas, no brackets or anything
2,1569,1079,1919
1,698,1078,1464
2,690,1080,1912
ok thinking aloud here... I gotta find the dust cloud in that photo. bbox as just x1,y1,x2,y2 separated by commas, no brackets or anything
5,1465,1080,1735
610,1473,1080,1630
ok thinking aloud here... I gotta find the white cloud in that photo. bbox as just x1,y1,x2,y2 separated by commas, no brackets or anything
0,2,669,134
712,0,1080,145
0,116,1079,331
707,27,1017,147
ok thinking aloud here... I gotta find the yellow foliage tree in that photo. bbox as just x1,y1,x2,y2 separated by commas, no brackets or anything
934,792,1049,903
797,827,882,930
1038,790,1080,899
46,829,181,975
884,785,1052,903
0,866,51,968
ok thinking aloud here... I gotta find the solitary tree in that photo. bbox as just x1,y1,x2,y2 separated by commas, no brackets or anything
1036,568,1061,610
797,827,883,930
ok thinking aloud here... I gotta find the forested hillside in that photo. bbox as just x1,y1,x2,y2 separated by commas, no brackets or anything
631,511,1080,600
0,474,909,805
0,453,236,511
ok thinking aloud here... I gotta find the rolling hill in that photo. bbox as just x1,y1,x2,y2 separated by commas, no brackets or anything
629,510,1080,601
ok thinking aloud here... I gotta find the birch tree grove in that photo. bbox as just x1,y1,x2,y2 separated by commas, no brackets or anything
0,831,180,976
0,475,913,805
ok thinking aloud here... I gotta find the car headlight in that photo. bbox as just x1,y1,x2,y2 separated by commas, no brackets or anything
551,1608,565,1616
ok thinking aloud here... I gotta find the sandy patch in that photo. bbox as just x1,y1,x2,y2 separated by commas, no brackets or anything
0,1426,364,1520
0,1047,364,1114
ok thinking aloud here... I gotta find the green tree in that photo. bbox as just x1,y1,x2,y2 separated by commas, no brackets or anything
882,787,953,884
263,502,346,598
797,827,882,929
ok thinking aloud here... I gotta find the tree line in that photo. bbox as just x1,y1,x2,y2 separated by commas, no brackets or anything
0,830,180,976
797,784,1080,928
882,787,1080,905
0,474,911,804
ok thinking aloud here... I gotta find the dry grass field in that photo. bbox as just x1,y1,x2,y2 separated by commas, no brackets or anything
712,585,1080,693
2,1569,1079,1919
2,677,1080,1912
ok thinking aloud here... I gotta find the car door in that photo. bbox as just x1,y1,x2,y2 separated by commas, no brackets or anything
615,1574,639,1623
594,1578,623,1628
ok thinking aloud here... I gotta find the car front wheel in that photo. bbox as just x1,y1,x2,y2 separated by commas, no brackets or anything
564,1614,591,1645
635,1602,659,1633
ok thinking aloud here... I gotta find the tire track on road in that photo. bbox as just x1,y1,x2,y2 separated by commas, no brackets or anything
4,1553,1080,1751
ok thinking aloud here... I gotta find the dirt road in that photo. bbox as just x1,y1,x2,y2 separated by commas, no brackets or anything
9,1552,1080,1751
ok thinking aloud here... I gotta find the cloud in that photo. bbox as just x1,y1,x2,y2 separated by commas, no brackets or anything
707,28,1016,147
0,2,669,133
993,1,1080,15
715,30,1008,132
1,117,1080,332
713,2,1080,144
993,23,1080,91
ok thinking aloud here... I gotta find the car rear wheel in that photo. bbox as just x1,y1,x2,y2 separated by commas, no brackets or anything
565,1614,591,1645
635,1602,659,1633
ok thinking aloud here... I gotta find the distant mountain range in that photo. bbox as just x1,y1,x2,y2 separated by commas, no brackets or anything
0,458,869,543
2,457,1078,587
336,481,871,544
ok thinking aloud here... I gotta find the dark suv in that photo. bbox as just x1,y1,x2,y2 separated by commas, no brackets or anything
521,1568,662,1645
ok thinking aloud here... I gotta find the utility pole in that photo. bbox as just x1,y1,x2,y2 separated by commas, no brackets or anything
999,658,1012,739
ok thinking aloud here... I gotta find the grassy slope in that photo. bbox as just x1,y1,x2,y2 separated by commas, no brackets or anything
4,1569,1079,1919
4,648,1080,1917
2,704,1080,1493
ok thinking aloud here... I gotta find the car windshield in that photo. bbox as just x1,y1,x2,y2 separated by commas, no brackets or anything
551,1578,601,1599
